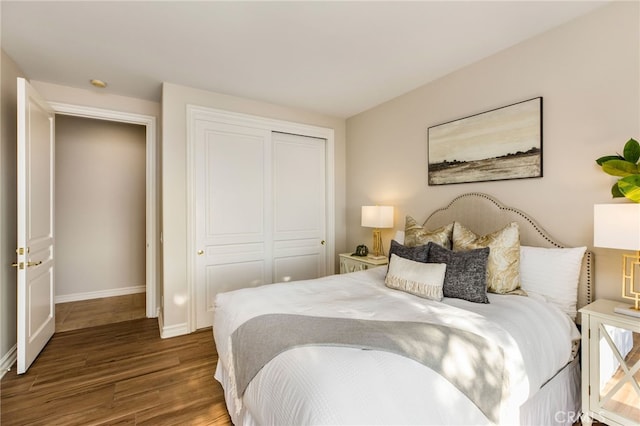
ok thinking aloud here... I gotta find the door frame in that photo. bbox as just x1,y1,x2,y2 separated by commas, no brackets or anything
186,105,335,332
50,102,158,318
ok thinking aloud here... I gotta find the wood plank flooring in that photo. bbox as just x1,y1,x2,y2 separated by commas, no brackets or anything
55,293,146,332
0,318,232,425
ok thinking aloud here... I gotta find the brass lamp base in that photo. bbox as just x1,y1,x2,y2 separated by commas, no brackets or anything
618,251,640,317
370,228,385,259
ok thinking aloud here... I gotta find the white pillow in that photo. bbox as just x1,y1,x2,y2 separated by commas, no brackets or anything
519,245,586,320
385,254,446,301
394,230,405,244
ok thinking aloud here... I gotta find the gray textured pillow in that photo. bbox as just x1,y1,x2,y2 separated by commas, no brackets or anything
427,242,490,304
389,239,430,263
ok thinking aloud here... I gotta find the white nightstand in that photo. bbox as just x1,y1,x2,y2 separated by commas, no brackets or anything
339,253,388,274
580,299,640,426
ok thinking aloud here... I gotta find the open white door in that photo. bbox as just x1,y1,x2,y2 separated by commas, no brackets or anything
15,77,55,374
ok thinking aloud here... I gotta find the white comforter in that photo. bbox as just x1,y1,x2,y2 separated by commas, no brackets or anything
213,267,580,425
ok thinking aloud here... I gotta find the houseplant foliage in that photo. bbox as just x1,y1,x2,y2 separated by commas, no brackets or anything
596,138,640,202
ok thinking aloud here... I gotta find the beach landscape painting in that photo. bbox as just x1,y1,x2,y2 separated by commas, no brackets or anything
427,97,542,185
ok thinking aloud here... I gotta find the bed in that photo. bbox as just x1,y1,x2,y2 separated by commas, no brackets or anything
213,192,593,425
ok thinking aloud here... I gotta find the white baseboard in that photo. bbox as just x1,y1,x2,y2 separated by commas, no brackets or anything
157,306,163,335
160,317,189,339
0,345,17,379
55,285,145,304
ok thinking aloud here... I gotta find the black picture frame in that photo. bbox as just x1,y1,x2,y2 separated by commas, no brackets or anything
427,97,543,185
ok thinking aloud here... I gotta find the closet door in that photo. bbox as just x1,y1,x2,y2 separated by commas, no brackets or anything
194,122,271,329
272,132,326,283
193,120,329,329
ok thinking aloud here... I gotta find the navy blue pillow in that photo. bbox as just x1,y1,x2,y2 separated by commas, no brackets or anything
426,242,490,304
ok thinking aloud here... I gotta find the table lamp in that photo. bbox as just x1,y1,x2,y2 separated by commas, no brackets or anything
594,203,640,317
361,205,394,259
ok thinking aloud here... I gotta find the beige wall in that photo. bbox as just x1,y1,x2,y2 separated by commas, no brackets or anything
55,115,146,300
161,82,347,333
346,2,639,302
0,49,25,371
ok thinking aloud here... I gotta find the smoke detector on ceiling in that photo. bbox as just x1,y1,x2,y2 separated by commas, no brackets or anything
90,79,107,89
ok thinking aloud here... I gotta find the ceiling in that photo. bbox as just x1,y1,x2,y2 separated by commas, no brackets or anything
1,1,607,118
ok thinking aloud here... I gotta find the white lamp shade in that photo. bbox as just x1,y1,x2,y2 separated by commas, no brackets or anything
361,206,394,228
594,203,640,250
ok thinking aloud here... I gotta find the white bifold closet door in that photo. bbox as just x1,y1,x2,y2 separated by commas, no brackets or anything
194,123,327,329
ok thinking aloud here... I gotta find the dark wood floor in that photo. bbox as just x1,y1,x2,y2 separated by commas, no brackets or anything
0,318,232,425
55,293,146,332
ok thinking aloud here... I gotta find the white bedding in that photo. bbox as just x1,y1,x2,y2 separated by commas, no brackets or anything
213,267,580,425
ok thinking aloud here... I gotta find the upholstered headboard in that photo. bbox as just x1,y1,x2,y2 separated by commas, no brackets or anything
422,193,593,312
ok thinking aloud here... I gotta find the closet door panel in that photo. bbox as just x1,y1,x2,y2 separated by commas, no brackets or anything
195,122,271,329
272,132,325,240
274,254,320,283
272,132,326,283
205,261,265,303
273,239,324,283
203,127,266,246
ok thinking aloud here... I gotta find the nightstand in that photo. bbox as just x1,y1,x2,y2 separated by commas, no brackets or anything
580,299,639,426
339,253,388,274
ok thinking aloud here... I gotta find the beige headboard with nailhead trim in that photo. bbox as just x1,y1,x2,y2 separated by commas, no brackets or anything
423,192,593,316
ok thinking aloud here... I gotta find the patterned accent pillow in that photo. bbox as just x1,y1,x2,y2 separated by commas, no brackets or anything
426,242,489,304
404,216,453,249
452,222,524,295
385,254,447,301
388,239,430,263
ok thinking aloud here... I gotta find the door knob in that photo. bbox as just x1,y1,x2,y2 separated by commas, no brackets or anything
197,250,204,255
321,240,326,245
12,260,41,268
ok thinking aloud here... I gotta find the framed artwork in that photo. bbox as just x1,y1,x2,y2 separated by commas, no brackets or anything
427,97,542,185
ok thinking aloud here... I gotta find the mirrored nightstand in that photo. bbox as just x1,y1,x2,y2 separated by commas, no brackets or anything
580,299,640,426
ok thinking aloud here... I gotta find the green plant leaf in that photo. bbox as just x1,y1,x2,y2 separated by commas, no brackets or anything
623,138,640,163
618,175,640,202
612,182,625,198
596,155,624,166
601,159,639,177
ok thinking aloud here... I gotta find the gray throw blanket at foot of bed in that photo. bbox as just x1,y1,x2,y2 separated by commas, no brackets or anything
230,313,507,423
